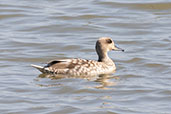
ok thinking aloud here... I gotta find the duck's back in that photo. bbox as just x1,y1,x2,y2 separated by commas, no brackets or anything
32,58,116,76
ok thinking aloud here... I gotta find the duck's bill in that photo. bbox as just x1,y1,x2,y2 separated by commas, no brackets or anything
113,45,124,52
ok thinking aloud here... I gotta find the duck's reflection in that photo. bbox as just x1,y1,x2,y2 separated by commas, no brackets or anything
37,72,119,89
94,74,119,89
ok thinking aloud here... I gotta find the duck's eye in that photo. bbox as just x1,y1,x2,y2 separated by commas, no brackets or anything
106,39,112,44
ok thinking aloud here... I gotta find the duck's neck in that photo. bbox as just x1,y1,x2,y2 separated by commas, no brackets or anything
98,52,113,64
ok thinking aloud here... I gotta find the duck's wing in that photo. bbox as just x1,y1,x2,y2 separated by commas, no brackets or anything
46,59,73,69
31,59,71,73
31,59,87,73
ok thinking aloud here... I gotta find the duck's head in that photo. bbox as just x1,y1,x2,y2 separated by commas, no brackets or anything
96,37,124,54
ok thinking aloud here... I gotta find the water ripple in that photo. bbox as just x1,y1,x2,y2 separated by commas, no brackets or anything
0,0,171,113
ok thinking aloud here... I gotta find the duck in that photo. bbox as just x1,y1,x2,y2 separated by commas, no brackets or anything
31,37,124,76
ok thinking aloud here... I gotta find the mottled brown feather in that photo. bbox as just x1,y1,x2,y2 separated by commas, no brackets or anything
32,37,124,76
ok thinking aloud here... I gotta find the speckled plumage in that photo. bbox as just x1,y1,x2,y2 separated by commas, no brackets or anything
31,37,124,76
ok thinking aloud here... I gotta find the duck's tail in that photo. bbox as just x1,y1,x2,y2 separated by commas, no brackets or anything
31,64,45,73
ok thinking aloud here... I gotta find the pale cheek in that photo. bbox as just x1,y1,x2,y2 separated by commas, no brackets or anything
110,45,114,50
109,47,112,51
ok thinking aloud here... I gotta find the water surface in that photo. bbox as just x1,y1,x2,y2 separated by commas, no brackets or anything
0,0,171,114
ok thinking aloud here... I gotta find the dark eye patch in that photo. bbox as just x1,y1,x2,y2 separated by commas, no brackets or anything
106,39,112,44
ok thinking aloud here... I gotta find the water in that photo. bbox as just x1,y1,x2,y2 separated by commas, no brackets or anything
0,0,171,113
